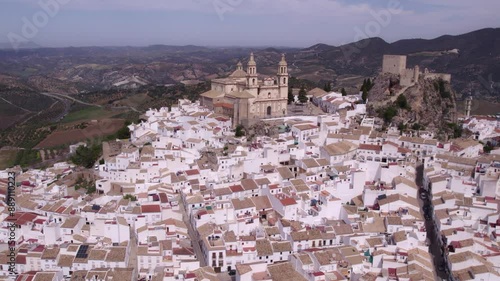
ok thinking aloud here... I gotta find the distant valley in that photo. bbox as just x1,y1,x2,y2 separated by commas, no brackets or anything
0,28,499,155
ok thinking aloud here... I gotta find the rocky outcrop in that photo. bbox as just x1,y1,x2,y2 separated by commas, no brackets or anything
367,73,457,139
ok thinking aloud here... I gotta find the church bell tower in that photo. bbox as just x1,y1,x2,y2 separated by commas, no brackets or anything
246,52,259,97
277,54,289,99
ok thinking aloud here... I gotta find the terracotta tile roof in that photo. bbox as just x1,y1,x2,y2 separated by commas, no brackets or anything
359,144,382,152
141,204,161,213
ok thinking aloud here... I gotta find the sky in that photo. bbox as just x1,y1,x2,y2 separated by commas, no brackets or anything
1,0,499,48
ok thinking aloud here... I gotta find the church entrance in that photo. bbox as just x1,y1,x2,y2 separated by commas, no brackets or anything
267,106,272,116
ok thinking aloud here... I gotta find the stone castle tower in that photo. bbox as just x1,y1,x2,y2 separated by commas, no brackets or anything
382,55,451,87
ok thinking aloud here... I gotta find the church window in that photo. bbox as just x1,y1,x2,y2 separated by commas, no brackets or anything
253,78,256,84
268,92,271,98
283,78,286,84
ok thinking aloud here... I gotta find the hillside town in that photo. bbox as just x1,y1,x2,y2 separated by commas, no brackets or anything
0,91,499,281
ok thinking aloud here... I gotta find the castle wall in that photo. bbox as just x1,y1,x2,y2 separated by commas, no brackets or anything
382,55,406,75
400,69,416,87
423,73,451,83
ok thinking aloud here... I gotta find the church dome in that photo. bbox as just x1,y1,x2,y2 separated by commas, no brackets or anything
229,69,247,78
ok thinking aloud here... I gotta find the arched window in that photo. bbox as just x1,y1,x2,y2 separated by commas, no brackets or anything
283,78,286,84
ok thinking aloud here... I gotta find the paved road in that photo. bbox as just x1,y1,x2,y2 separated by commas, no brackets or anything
178,195,206,267
0,97,32,112
41,92,102,108
416,163,451,281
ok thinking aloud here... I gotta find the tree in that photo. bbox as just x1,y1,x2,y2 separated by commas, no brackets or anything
70,144,102,169
298,85,308,104
361,78,374,93
396,94,409,110
382,106,398,123
411,123,424,131
447,123,463,139
235,125,245,137
116,125,131,139
323,83,331,92
288,87,294,104
483,141,494,153
341,88,347,96
361,89,368,103
123,194,138,201
398,122,407,132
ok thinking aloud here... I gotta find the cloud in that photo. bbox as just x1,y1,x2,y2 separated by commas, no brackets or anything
2,0,499,47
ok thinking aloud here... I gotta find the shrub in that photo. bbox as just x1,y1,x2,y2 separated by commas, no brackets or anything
382,106,398,123
396,94,410,110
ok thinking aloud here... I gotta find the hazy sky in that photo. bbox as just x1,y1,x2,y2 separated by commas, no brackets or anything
1,0,499,48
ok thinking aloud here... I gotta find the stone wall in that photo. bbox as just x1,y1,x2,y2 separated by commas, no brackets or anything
423,72,451,83
382,55,451,86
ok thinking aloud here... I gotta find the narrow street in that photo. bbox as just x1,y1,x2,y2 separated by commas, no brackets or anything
415,163,450,281
128,226,138,269
178,195,206,267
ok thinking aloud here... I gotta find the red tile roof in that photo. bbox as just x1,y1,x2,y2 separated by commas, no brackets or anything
159,193,169,203
33,219,46,224
16,255,27,265
214,103,234,109
229,185,244,192
185,169,200,176
398,147,411,154
33,245,45,252
280,197,297,206
141,205,161,213
8,212,38,225
359,144,382,152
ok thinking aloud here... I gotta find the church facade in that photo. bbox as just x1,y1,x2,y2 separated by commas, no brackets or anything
200,53,289,126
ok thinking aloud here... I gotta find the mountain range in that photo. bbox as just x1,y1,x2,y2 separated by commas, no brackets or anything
0,28,499,101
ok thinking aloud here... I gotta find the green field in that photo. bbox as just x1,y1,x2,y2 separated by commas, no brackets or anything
0,149,19,169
